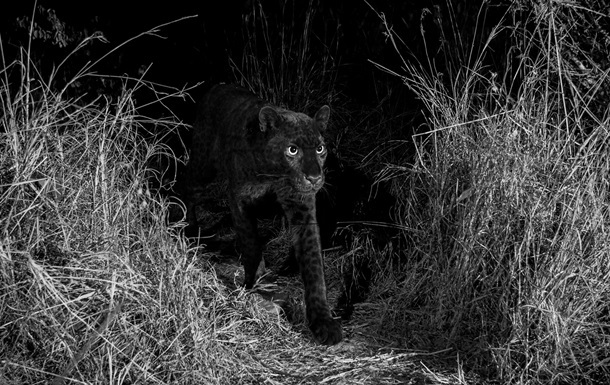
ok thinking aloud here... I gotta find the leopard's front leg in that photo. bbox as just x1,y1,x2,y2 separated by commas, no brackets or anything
283,195,342,345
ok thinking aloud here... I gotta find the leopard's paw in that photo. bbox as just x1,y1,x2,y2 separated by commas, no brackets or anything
309,316,343,345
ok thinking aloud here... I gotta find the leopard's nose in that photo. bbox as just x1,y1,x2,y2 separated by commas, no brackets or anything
306,175,323,186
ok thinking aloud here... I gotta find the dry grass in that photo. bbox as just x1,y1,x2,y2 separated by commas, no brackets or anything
230,0,341,118
367,1,610,384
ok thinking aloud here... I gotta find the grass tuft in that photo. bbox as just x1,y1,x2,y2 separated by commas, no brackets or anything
368,1,610,383
0,29,291,384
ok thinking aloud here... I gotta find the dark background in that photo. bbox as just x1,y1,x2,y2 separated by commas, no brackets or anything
0,0,511,121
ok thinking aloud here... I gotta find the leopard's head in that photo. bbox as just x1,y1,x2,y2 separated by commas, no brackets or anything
259,105,329,194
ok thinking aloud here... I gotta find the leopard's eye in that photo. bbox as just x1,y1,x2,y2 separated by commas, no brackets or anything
286,145,299,156
316,144,326,154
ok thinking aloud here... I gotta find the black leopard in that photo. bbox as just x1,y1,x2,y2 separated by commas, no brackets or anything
183,83,342,345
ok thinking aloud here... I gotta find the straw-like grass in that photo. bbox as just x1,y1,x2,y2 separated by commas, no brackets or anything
367,1,610,383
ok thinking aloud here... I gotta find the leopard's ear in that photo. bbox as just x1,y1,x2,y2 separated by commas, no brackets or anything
259,106,280,132
314,105,330,132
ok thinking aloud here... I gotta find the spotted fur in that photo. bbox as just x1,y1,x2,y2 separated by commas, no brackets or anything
184,84,342,345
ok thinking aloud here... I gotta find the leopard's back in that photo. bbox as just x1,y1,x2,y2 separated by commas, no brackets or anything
187,84,266,186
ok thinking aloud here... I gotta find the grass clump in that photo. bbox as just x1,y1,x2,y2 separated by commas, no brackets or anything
369,1,610,383
0,36,296,383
